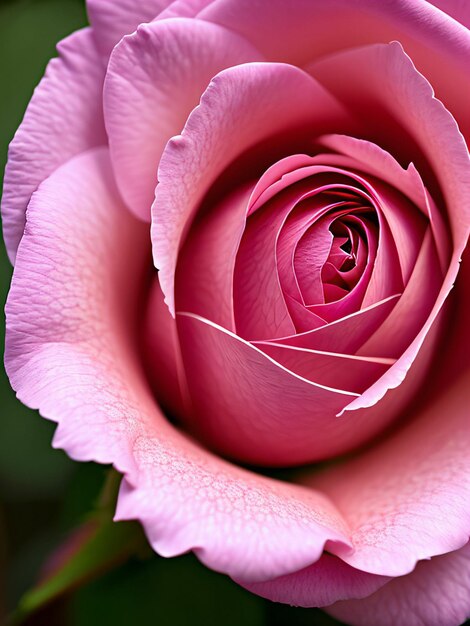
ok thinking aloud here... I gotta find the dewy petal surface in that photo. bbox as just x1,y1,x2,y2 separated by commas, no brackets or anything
327,542,470,626
152,61,351,314
1,28,107,263
104,18,261,220
4,147,354,584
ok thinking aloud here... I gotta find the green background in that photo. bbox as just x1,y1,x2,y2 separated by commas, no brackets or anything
0,0,345,624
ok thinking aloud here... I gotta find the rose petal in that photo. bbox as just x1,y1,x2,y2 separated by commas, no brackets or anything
258,344,394,394
260,295,400,354
104,18,261,220
1,28,106,263
317,134,451,270
241,553,390,608
200,0,470,139
152,61,351,314
157,0,215,20
305,371,470,576
176,183,253,331
358,228,442,358
327,542,470,626
428,0,470,29
309,42,470,248
143,277,192,418
309,42,470,411
4,146,353,585
174,312,423,466
86,0,172,57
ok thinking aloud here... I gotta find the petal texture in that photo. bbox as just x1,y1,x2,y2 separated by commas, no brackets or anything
87,0,172,57
1,28,107,262
304,371,470,577
104,18,261,220
200,0,470,139
5,148,353,584
242,554,390,608
152,61,351,314
327,542,470,626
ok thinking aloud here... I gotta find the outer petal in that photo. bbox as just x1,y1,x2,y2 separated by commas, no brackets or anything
104,18,261,220
152,61,352,314
304,370,470,577
327,542,470,626
4,148,352,583
87,0,217,58
86,0,172,57
242,553,390,608
199,0,470,139
1,28,107,263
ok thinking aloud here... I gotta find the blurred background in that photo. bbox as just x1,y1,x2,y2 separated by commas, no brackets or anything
0,0,346,624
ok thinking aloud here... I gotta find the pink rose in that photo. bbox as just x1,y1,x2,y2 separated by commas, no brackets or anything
3,1,470,624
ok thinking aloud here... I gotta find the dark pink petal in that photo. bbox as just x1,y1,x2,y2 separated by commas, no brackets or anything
258,343,394,394
428,0,470,28
175,312,410,466
327,542,470,626
4,147,353,584
317,134,451,270
1,29,106,263
176,183,253,331
262,295,400,354
309,42,469,411
200,0,470,139
305,371,470,576
104,18,261,220
309,42,469,247
152,62,350,314
143,277,191,418
241,553,390,608
358,229,442,358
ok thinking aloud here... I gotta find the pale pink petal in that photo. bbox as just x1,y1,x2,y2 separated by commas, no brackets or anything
4,147,353,584
152,61,351,314
86,0,172,57
104,18,261,220
242,553,390,608
327,542,470,626
200,0,470,139
305,371,470,576
157,0,215,20
1,29,106,263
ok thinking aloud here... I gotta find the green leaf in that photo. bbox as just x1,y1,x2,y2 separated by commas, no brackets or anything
8,471,148,625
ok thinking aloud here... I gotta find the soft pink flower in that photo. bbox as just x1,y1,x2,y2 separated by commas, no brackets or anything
3,1,470,624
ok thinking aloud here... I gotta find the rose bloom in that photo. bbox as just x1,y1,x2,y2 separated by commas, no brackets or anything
3,1,470,624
